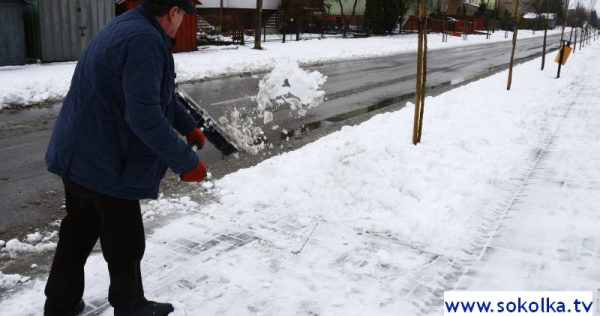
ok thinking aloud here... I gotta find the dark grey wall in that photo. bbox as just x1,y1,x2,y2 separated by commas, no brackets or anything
0,0,27,66
39,0,114,62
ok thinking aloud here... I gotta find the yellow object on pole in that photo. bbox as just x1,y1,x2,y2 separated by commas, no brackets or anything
554,45,572,65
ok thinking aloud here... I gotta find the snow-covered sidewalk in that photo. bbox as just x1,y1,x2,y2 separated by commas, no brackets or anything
453,52,600,292
1,38,599,315
0,29,563,109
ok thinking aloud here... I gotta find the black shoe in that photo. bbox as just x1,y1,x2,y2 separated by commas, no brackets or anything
114,301,174,316
44,299,85,316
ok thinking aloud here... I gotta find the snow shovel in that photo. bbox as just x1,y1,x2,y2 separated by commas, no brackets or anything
177,90,238,156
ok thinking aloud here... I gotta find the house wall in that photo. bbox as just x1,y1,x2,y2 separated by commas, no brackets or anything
39,0,114,62
199,0,281,10
197,8,277,29
324,0,366,16
496,0,536,16
119,0,197,53
0,0,27,66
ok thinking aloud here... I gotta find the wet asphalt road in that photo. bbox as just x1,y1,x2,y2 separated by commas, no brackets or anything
0,33,563,240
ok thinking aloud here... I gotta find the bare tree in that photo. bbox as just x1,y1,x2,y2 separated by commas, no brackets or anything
330,0,360,36
541,0,552,70
559,0,570,43
506,0,523,90
532,0,545,31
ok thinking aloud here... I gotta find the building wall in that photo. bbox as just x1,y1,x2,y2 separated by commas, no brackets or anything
39,0,114,62
406,0,440,16
0,0,27,66
197,7,277,29
23,0,42,60
119,0,197,53
324,0,366,16
199,0,281,10
496,0,536,16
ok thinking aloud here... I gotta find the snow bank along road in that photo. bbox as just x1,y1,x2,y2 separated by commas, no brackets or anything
0,33,563,242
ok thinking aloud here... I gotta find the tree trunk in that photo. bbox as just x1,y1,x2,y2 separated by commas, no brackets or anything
254,0,263,50
338,0,347,37
507,27,518,90
412,1,425,145
506,1,521,91
417,26,428,143
541,18,547,70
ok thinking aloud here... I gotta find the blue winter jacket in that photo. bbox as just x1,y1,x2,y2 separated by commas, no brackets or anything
46,6,199,200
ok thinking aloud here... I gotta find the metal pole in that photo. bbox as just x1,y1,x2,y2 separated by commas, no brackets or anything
254,0,263,49
573,28,577,53
219,0,223,32
321,12,325,38
296,18,300,41
557,40,567,79
283,14,287,43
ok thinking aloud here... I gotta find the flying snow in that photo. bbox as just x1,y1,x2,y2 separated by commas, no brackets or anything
220,58,327,154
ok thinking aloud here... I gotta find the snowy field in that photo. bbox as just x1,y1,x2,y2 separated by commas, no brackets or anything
0,29,563,109
0,32,598,314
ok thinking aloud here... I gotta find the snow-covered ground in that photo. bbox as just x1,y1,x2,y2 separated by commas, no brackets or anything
0,29,563,109
0,30,598,314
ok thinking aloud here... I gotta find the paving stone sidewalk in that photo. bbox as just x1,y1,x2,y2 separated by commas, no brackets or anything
453,69,600,298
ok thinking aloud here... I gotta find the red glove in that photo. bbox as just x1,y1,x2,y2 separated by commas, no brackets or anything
180,161,207,182
186,127,205,150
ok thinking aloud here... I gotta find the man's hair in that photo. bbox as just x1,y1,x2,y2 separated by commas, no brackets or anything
141,0,183,17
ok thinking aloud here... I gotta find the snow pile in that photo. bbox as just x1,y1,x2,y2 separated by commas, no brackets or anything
0,271,29,287
0,62,76,108
220,59,327,154
142,195,200,220
3,238,57,258
1,231,58,258
26,232,42,243
208,49,574,255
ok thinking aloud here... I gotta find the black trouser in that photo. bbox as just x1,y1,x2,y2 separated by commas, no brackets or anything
44,177,147,313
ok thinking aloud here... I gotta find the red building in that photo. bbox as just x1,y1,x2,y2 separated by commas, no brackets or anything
116,0,200,53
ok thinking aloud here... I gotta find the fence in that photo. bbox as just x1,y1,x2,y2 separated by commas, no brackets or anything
196,14,404,47
402,16,485,35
